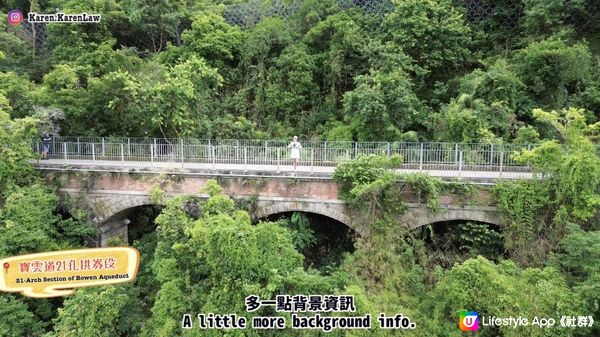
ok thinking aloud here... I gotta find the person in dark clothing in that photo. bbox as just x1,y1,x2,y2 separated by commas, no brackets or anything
41,132,52,159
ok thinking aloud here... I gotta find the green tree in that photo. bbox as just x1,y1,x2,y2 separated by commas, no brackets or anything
143,57,222,138
74,40,142,77
84,71,143,136
0,71,34,118
344,70,424,140
33,64,90,135
303,11,370,115
522,0,584,38
292,0,342,34
278,212,316,251
431,94,499,143
0,13,34,75
143,180,345,336
384,0,472,87
263,44,319,132
513,125,541,145
432,257,583,337
0,184,98,256
49,286,143,337
513,39,592,108
515,108,600,223
0,104,38,195
177,11,244,68
119,0,194,53
553,225,600,282
0,294,44,337
458,59,529,121
46,0,124,64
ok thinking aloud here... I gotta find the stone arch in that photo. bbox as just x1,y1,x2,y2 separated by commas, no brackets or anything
402,205,501,230
89,194,161,223
81,193,164,246
253,200,355,232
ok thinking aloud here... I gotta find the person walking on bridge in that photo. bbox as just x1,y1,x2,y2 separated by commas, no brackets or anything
288,136,302,171
41,132,53,159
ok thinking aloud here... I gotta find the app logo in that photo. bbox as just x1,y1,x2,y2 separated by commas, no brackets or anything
8,9,24,26
459,311,479,331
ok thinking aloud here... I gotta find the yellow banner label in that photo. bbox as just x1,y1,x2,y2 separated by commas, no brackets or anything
0,247,140,298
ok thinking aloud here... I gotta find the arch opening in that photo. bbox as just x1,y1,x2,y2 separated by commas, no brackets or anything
99,204,163,246
405,208,501,230
261,211,356,271
126,205,163,245
412,220,505,269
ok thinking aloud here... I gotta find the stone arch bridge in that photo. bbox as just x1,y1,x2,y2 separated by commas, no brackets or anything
46,171,501,246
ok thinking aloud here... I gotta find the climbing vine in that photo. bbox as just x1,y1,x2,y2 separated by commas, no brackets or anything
401,173,443,212
127,169,144,181
235,193,259,216
77,171,99,193
441,181,478,205
333,155,480,220
239,177,268,190
513,108,600,226
492,180,556,266
333,154,402,201
333,155,407,226
147,172,185,204
149,185,165,204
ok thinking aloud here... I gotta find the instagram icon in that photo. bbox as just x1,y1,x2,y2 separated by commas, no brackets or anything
8,9,24,26
459,311,479,331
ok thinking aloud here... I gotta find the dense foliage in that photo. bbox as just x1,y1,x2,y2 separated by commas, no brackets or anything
0,0,599,336
1,0,599,140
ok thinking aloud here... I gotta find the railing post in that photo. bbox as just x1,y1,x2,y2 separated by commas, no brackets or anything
311,148,314,174
387,142,390,157
454,143,458,165
120,144,124,166
150,144,154,163
490,144,494,166
208,139,212,164
127,138,131,156
153,138,157,159
277,148,280,173
63,142,67,161
101,137,105,156
458,151,463,177
211,145,216,170
180,139,184,168
419,143,424,171
244,147,248,172
354,142,358,159
499,151,504,178
236,140,239,162
92,143,96,163
324,141,328,162
77,137,80,156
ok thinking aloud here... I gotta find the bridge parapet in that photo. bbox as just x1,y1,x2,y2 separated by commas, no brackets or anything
34,138,535,181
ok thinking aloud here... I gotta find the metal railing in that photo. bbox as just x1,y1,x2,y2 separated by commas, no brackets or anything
33,137,537,179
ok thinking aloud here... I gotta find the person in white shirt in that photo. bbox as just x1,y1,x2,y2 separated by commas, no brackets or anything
288,136,302,171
